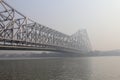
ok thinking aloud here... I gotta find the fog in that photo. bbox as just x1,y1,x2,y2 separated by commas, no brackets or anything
4,0,120,51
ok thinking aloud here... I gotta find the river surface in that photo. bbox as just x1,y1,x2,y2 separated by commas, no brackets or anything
0,56,120,80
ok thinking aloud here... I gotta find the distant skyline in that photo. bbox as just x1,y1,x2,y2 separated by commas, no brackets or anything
5,0,120,51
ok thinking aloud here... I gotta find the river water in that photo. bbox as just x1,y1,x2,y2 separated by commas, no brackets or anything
0,56,120,80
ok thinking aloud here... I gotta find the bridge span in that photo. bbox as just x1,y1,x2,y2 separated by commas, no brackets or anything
0,0,92,53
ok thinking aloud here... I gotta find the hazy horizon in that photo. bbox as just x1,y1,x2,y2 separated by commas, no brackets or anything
5,0,120,51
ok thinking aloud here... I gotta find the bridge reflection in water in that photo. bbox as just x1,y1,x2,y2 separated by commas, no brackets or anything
0,0,92,53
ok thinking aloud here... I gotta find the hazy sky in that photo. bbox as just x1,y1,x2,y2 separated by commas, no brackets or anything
5,0,120,51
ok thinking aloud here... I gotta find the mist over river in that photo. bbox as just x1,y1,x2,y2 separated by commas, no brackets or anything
0,55,120,80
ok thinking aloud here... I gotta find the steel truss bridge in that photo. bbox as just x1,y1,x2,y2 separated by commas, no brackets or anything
0,0,92,53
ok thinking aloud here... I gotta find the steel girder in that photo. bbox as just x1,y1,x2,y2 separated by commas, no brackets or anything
0,0,92,52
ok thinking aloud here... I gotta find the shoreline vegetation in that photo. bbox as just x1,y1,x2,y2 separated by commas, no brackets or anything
0,50,120,58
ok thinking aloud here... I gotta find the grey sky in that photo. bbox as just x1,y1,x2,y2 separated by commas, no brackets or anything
5,0,120,51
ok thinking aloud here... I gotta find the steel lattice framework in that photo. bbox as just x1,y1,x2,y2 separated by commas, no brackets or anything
0,0,92,53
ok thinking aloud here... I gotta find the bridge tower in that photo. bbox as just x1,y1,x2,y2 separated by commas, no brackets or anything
71,29,92,52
